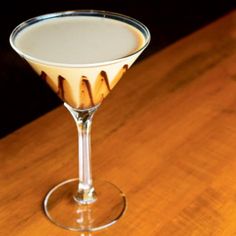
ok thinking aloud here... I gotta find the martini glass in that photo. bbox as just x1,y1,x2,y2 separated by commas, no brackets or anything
10,10,150,231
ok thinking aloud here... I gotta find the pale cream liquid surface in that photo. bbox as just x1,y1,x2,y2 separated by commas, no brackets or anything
15,15,145,65
13,14,147,109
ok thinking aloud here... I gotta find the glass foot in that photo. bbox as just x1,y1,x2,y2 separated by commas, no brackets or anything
44,179,127,231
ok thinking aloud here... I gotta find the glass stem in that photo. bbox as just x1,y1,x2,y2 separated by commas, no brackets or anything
64,103,99,204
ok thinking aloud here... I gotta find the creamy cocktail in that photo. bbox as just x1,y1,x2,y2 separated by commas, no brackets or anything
10,10,150,231
13,15,145,109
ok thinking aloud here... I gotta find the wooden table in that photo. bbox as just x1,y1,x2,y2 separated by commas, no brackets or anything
1,10,236,236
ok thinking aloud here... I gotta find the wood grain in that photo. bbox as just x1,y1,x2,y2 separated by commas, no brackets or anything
1,10,236,236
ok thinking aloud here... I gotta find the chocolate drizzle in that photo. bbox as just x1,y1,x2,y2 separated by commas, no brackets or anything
100,71,111,91
122,64,128,76
57,76,65,100
40,63,128,109
92,71,111,103
110,64,128,89
123,64,128,72
80,76,95,108
40,71,47,82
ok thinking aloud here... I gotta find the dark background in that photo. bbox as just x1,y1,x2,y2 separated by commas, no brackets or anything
0,0,235,138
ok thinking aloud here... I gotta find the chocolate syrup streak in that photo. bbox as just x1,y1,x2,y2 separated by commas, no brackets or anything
123,64,128,71
40,71,47,82
81,77,95,107
40,64,128,108
57,76,65,100
100,71,111,91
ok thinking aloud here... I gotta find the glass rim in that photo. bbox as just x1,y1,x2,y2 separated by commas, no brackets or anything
9,9,151,68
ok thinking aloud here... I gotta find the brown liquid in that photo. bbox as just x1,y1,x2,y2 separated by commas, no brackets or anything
40,64,128,109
